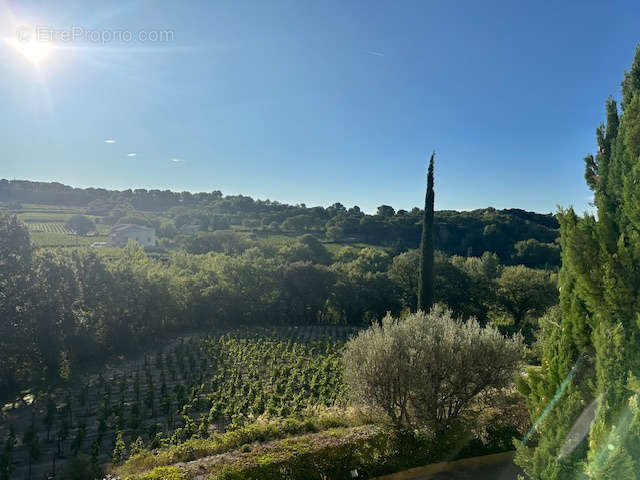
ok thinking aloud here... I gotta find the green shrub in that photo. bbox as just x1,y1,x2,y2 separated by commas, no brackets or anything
136,466,186,480
208,427,437,480
117,412,366,475
343,305,524,431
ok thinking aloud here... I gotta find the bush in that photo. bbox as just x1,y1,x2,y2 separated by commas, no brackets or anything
342,305,524,432
204,427,424,480
207,426,481,480
116,411,367,475
136,466,186,479
181,231,252,255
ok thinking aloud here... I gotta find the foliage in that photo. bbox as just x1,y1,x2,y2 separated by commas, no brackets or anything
181,231,252,255
65,214,95,235
113,430,126,464
277,234,331,265
516,46,640,478
0,327,351,477
512,238,561,268
61,453,102,480
493,265,558,342
0,179,560,265
418,152,435,311
136,466,186,480
342,305,524,431
117,410,367,475
0,212,557,396
120,426,431,480
0,214,34,392
0,428,16,480
122,418,525,480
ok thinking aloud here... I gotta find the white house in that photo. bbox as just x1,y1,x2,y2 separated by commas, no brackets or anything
107,224,156,247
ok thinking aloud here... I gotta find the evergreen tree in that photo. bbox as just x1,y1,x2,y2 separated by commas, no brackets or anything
112,430,126,464
418,152,435,312
516,45,640,479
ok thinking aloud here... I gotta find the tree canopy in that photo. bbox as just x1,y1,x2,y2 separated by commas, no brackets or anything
65,215,95,235
0,179,560,266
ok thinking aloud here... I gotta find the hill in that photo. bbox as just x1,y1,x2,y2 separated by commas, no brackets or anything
0,179,559,267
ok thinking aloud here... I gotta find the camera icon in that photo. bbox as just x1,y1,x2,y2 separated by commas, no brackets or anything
16,25,32,42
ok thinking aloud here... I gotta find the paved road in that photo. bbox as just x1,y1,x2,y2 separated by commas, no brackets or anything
416,459,523,479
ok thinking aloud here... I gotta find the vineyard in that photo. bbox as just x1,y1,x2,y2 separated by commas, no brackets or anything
22,221,108,247
0,326,355,480
28,232,108,247
25,223,73,234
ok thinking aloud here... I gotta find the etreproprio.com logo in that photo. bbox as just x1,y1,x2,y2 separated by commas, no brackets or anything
16,25,175,44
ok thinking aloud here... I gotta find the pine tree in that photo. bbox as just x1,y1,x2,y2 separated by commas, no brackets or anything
516,45,640,479
112,430,126,464
418,152,435,312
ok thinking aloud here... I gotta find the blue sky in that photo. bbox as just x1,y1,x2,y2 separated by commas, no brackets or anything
1,0,638,214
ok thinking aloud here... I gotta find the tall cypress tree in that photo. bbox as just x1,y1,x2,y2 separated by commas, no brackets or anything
418,152,435,312
515,46,640,479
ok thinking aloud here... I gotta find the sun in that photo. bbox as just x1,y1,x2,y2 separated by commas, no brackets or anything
6,35,54,66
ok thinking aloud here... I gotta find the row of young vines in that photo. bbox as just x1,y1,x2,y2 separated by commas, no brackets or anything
0,327,354,480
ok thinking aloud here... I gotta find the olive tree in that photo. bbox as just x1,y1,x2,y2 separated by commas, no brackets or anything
493,265,558,341
342,305,524,432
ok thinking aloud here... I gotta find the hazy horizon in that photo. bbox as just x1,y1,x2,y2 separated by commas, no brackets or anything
3,176,565,215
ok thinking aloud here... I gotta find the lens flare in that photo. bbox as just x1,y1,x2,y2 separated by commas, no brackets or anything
6,34,54,65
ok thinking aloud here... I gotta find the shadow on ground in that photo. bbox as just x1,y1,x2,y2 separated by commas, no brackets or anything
375,452,525,480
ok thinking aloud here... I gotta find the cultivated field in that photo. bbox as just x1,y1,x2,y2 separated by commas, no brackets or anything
0,326,356,479
25,223,73,234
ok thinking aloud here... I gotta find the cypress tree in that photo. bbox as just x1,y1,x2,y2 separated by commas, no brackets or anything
418,152,435,312
515,45,640,479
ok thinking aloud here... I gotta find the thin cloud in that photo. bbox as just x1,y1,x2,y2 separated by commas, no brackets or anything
104,139,116,144
127,153,137,157
171,158,184,163
366,50,385,57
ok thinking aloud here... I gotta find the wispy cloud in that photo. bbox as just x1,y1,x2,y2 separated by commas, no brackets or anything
366,50,385,57
104,139,116,144
127,153,137,157
171,158,184,163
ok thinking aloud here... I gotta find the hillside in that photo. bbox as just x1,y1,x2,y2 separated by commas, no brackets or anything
0,326,525,480
0,180,558,480
0,179,559,267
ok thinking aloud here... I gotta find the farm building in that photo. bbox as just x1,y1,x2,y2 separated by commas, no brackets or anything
107,224,156,247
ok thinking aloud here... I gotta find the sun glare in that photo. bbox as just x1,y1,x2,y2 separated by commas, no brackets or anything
6,35,54,66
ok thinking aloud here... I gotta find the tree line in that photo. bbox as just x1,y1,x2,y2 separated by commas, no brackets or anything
0,214,557,399
1,179,560,266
